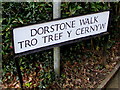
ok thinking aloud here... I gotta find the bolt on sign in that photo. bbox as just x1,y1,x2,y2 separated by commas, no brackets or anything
13,11,110,55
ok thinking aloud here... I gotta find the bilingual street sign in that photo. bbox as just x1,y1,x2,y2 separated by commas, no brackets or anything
13,11,110,55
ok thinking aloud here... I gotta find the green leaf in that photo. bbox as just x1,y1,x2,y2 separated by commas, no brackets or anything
26,12,31,18
77,6,82,9
25,82,32,87
40,4,45,7
18,17,23,24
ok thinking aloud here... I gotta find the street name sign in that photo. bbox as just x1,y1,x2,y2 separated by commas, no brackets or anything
13,11,110,55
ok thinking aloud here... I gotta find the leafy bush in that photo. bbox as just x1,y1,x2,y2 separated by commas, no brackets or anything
2,2,53,88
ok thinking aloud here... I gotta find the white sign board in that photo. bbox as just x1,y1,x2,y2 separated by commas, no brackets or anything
13,11,110,54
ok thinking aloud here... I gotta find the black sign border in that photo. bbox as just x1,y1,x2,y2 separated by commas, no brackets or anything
12,10,112,58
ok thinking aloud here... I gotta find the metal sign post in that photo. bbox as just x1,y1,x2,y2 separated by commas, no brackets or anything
53,0,61,77
14,57,23,88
